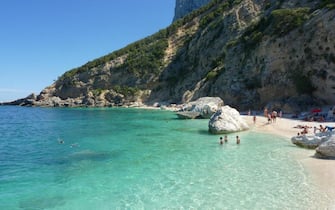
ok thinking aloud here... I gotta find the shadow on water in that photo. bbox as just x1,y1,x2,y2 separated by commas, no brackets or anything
67,150,111,162
50,150,121,165
19,195,66,210
197,129,212,136
51,150,124,184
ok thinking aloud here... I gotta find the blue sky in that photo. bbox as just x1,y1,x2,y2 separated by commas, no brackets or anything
0,0,175,102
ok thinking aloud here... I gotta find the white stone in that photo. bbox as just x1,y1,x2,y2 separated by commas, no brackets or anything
181,97,224,119
208,105,249,134
291,134,329,149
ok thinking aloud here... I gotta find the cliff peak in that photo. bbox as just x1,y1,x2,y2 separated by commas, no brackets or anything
173,0,211,21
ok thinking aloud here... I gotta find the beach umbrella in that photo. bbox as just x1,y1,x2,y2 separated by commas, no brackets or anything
311,108,321,113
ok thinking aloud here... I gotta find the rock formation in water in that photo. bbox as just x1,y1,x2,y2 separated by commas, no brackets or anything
208,105,249,133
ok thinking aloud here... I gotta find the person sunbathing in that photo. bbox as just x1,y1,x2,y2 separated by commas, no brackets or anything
293,125,304,129
319,125,326,132
301,126,308,134
294,125,310,129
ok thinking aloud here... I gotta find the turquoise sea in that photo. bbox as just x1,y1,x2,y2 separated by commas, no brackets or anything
0,106,332,209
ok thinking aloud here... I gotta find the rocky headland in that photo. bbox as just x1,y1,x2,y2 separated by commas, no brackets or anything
2,0,335,114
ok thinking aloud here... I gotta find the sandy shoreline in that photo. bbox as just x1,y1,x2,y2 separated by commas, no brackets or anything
136,105,335,207
242,115,335,208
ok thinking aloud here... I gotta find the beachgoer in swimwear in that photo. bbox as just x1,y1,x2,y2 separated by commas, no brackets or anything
236,136,240,144
224,135,228,143
301,126,308,134
264,107,268,118
219,137,223,145
319,125,326,132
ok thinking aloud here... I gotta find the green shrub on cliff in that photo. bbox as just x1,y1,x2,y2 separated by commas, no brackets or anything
113,85,139,96
60,29,168,81
319,0,335,9
270,7,310,36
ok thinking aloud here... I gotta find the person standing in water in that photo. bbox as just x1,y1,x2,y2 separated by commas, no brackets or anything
236,136,240,144
219,137,223,145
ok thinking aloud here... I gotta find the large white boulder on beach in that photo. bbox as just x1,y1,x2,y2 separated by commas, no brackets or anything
208,105,249,134
315,136,335,159
291,134,329,149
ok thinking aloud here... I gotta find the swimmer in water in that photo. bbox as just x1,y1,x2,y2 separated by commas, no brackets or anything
236,136,240,144
58,138,64,144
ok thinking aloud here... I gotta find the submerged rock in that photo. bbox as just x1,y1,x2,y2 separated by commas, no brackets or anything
208,105,249,134
176,111,201,119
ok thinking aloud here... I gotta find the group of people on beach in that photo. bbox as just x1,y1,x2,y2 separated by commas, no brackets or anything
295,124,335,135
219,135,240,145
264,108,281,124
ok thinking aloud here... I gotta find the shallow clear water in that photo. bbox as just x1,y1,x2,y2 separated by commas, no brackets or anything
0,106,331,209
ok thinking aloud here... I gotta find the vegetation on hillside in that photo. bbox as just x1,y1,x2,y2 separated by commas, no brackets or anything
60,29,169,81
51,0,334,108
59,0,240,86
59,0,240,82
234,7,311,53
319,0,335,9
270,7,310,36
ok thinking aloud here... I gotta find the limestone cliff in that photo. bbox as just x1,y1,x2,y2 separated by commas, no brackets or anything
173,0,211,21
9,0,335,112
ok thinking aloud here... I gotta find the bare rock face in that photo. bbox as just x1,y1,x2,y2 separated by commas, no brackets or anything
173,0,211,21
208,105,249,134
6,1,335,110
1,93,36,106
315,136,335,159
